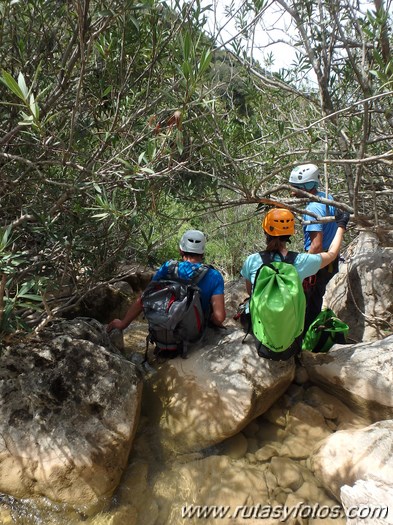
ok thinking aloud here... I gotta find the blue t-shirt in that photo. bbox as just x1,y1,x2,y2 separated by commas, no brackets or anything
241,252,322,288
153,260,224,313
303,191,337,251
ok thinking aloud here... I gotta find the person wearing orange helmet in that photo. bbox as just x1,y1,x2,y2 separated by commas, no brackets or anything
239,207,349,328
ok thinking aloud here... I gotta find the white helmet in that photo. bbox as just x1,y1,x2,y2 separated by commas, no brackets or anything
289,164,319,189
179,229,206,254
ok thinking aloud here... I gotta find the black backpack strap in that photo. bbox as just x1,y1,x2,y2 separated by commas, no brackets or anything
256,251,281,283
259,250,289,264
283,251,299,265
259,251,274,265
259,251,298,265
242,314,252,343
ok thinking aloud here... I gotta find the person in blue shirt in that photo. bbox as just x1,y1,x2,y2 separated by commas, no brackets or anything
240,208,349,342
107,230,226,332
289,164,340,332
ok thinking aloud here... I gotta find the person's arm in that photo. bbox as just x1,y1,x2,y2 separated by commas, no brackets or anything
319,228,344,268
308,231,323,254
210,294,226,326
107,296,143,332
245,279,252,296
319,210,350,269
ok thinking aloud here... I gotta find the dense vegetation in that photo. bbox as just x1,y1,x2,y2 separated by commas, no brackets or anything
0,0,392,335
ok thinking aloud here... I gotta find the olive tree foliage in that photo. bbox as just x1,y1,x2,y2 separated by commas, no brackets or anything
0,0,220,331
208,0,393,227
0,0,392,334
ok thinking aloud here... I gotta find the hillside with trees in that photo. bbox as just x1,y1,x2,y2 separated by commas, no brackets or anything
0,0,392,336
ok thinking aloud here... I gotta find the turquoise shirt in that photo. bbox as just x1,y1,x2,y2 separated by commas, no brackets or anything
241,251,322,288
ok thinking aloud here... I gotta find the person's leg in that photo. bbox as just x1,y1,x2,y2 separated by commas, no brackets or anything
303,258,338,333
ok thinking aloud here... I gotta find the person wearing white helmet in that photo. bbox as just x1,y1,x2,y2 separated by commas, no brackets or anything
178,229,206,254
289,163,340,332
107,229,226,332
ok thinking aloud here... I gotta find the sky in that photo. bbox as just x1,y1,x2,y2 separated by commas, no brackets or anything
200,0,300,71
199,0,378,72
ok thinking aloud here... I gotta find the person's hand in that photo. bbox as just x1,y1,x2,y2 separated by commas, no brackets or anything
335,209,350,230
106,319,125,332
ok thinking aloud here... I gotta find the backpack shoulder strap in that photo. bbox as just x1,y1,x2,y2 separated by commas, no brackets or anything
259,251,298,265
259,250,288,264
283,251,299,265
259,251,273,265
253,252,275,293
166,261,209,285
166,260,179,279
191,263,210,285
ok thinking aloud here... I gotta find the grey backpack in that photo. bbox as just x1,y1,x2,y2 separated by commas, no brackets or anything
141,261,210,359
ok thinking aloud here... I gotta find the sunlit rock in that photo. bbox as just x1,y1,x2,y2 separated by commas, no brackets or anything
270,457,304,491
311,420,393,502
324,231,393,343
0,318,142,510
341,479,393,525
302,386,368,431
301,336,393,422
144,327,295,453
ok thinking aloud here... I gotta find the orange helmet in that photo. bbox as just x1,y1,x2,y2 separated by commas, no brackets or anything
262,208,295,236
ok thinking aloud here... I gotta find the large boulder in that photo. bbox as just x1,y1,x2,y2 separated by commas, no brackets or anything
143,327,295,453
0,318,142,510
341,479,393,525
62,267,154,324
324,231,393,343
311,420,393,504
301,335,393,422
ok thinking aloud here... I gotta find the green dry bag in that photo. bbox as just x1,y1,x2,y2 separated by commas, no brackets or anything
250,251,306,353
302,308,349,353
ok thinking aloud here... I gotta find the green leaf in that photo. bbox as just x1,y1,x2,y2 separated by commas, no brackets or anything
183,31,192,60
118,158,132,169
18,72,29,99
103,85,112,97
175,130,184,155
18,113,35,126
91,212,110,219
182,60,192,79
198,48,212,76
97,9,114,17
29,93,39,119
129,16,139,31
138,152,146,164
18,293,42,302
0,70,25,100
0,226,12,250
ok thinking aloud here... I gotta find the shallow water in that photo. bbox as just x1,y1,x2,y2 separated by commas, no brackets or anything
0,326,368,525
